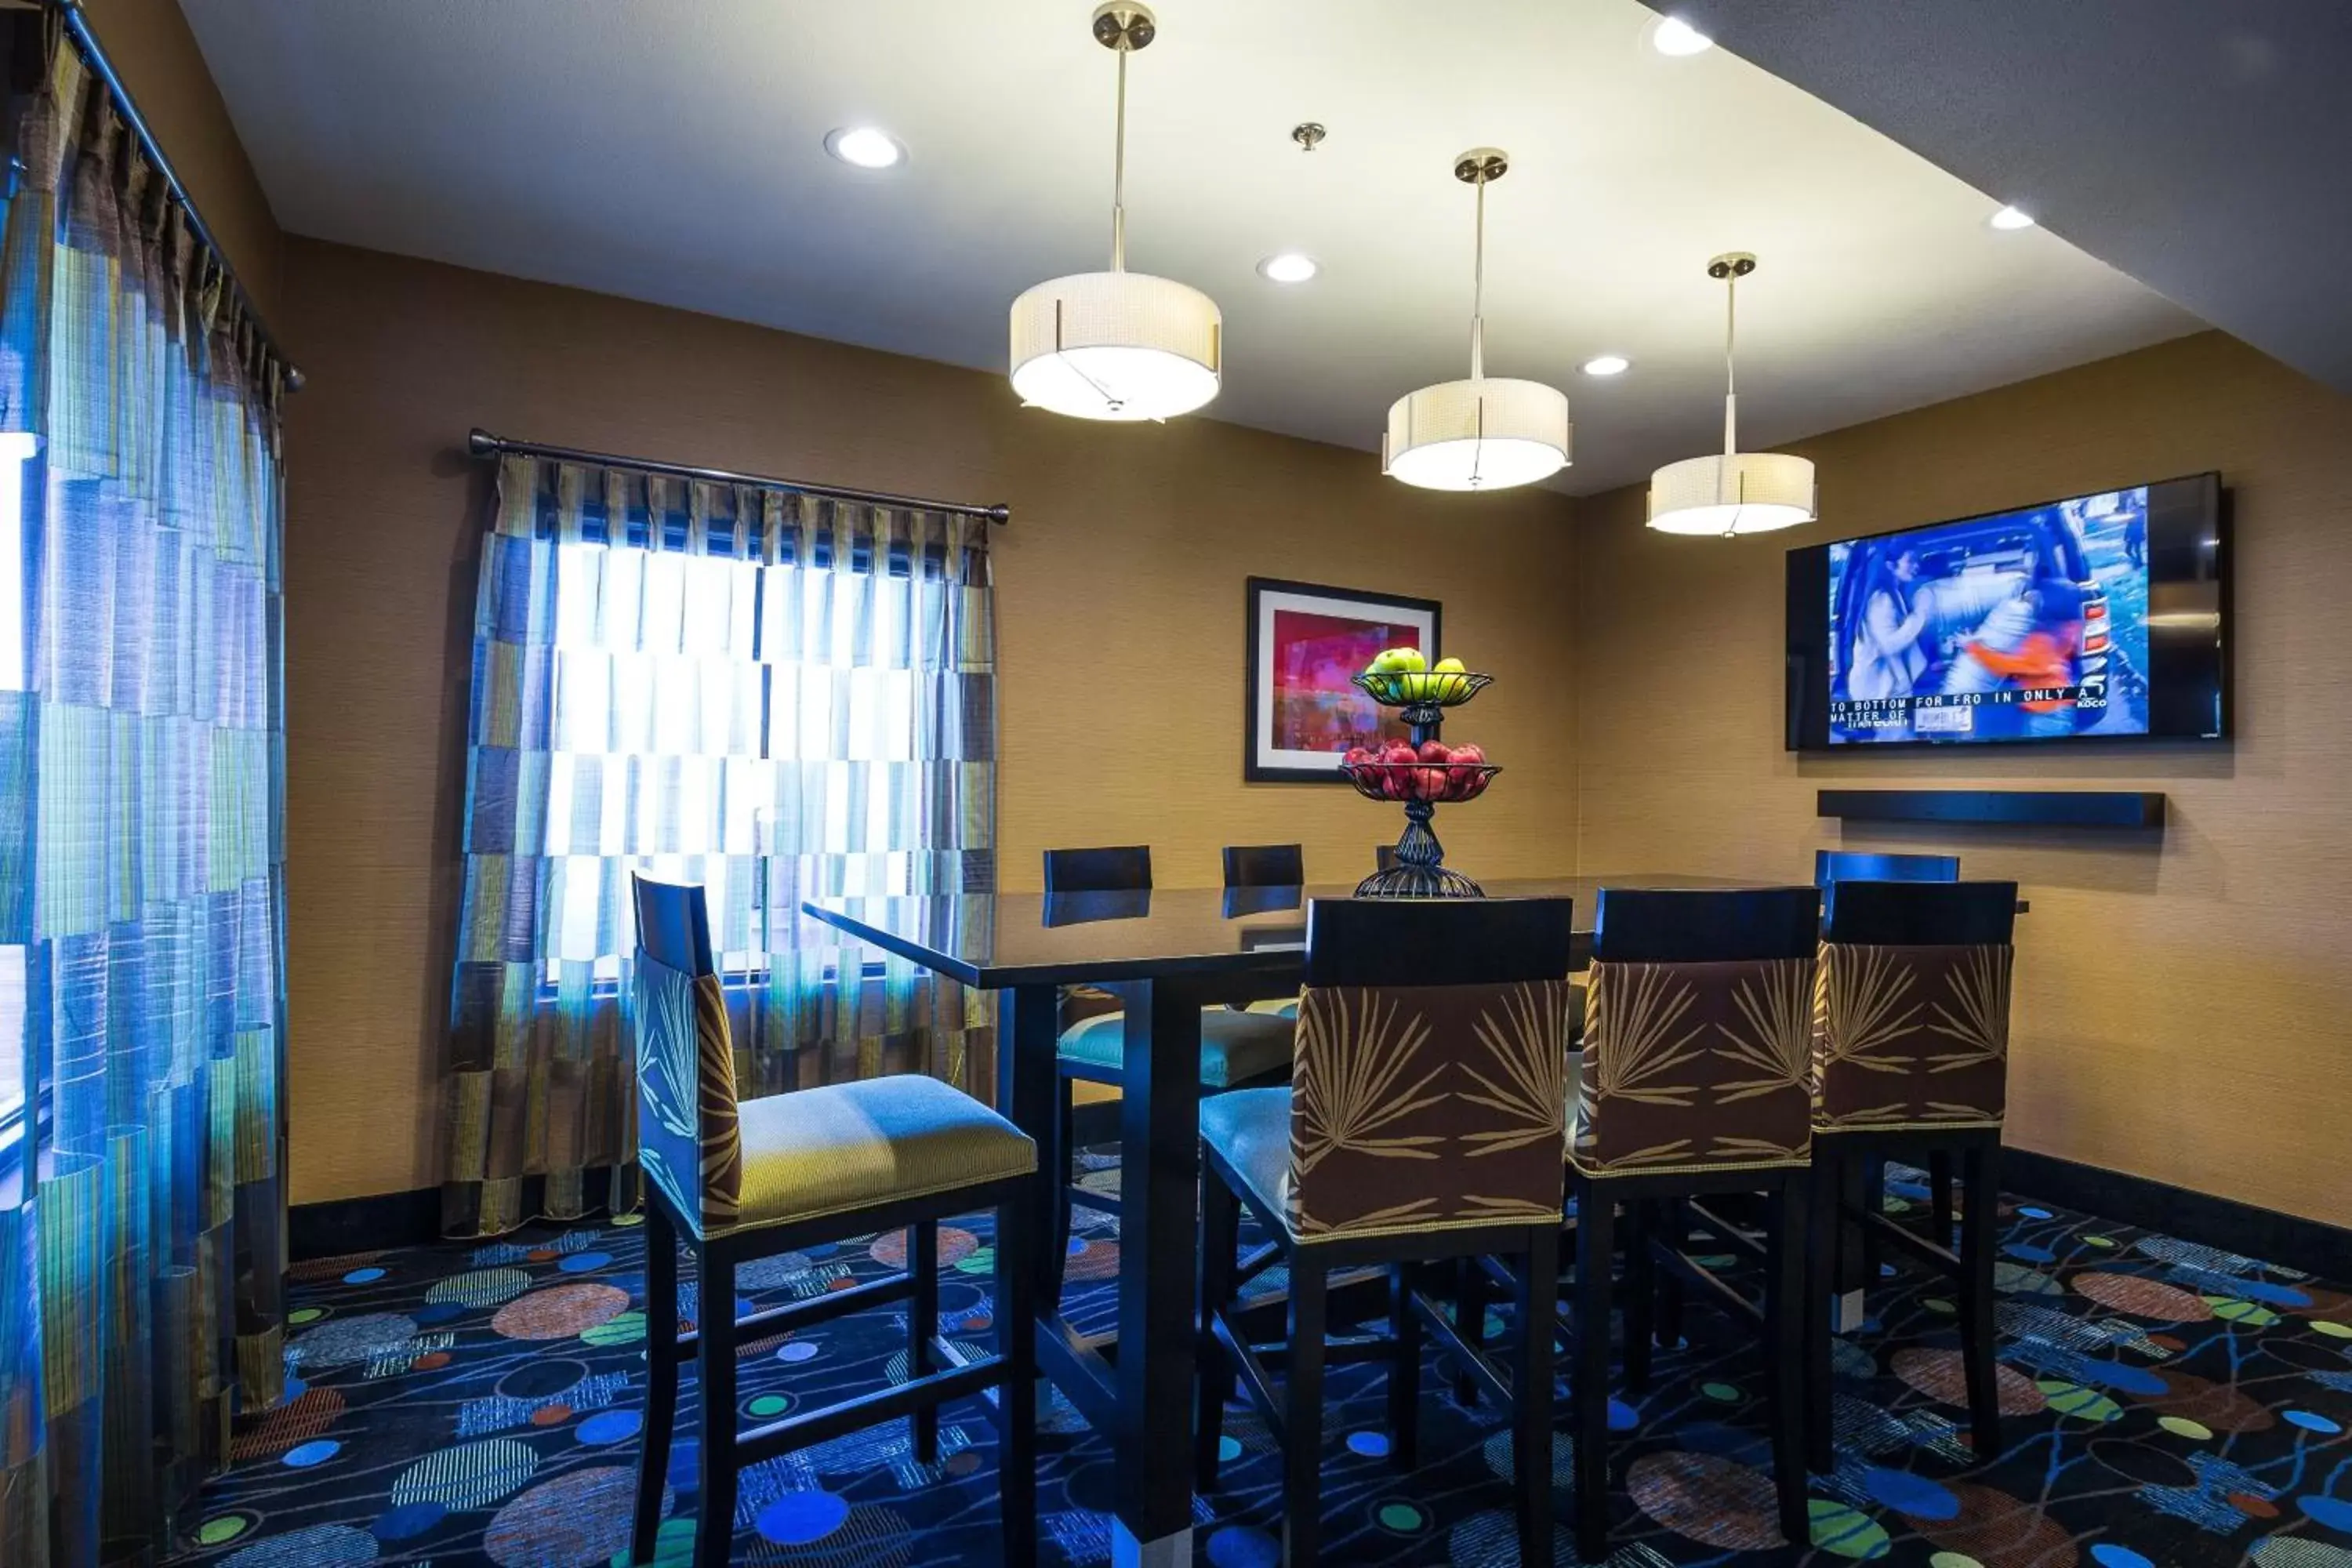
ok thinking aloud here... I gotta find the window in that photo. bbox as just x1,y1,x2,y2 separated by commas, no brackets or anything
533,540,929,989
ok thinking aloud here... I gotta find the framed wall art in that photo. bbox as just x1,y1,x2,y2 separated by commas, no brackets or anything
1244,577,1440,782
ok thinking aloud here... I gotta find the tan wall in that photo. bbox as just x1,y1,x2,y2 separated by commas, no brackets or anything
1573,331,2352,1228
73,0,284,318
277,238,1581,1203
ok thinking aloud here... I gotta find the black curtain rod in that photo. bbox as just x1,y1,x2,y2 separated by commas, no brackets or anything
56,1,303,390
466,429,1011,524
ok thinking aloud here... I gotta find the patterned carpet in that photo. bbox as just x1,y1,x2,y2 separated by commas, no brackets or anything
176,1160,2352,1567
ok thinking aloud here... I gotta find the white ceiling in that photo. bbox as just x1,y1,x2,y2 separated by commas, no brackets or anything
183,0,2205,494
1646,0,2352,397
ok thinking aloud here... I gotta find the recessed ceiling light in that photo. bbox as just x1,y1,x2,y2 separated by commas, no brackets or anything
825,126,906,169
1581,354,1631,377
1650,16,1714,56
1257,252,1319,284
1989,205,2036,230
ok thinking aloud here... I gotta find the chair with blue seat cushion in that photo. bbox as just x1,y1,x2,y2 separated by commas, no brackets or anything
1223,843,1306,1018
1196,895,1574,1566
1043,846,1295,1297
1222,842,1304,887
626,875,1040,1568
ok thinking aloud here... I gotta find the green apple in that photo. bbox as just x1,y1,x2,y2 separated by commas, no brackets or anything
1367,647,1410,675
1394,647,1428,673
1433,656,1466,674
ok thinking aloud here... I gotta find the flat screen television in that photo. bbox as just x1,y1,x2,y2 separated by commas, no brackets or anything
1785,472,2227,750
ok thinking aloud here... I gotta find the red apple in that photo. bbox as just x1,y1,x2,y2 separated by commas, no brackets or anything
1418,739,1450,764
1446,741,1485,797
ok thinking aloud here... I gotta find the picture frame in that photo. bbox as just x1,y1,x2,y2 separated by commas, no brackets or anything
1244,576,1442,782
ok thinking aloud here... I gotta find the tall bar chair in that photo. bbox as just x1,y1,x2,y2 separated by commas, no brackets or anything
1044,846,1294,1298
1567,886,1821,1560
1223,841,1304,888
626,877,1040,1568
1195,897,1575,1566
1813,852,1962,1269
1225,843,1306,1018
1806,878,2019,1471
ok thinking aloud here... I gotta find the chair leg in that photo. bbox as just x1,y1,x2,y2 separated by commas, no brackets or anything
631,1205,680,1566
910,1221,939,1464
993,1193,1039,1568
1283,1259,1329,1567
1805,1147,1841,1475
1514,1227,1559,1566
1860,1154,1886,1283
1452,1255,1485,1408
1930,1149,1956,1246
1655,1198,1686,1350
1957,1141,2002,1461
1624,1200,1655,1393
694,1247,739,1568
1195,1166,1240,1491
1387,1262,1421,1472
1765,1177,1813,1548
1573,1181,1614,1565
1045,1079,1076,1312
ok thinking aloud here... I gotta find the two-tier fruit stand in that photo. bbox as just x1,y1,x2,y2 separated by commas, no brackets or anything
1338,669,1501,898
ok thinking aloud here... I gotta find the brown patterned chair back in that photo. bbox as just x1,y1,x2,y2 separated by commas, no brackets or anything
1283,898,1574,1242
1575,887,1820,1178
631,876,745,1233
1816,880,2019,1133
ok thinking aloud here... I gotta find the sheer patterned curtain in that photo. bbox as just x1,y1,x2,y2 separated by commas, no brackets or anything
0,38,291,1568
439,455,997,1238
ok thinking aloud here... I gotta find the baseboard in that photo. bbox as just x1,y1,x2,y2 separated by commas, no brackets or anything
2002,1148,2352,1279
290,1187,441,1260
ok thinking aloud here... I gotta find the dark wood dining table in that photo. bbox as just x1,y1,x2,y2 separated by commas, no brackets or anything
804,873,1761,1566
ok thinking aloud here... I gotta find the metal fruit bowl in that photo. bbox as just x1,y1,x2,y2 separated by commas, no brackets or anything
1352,669,1491,708
1337,760,1501,804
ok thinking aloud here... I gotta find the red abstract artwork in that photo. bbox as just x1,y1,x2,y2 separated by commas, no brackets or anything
1269,609,1421,754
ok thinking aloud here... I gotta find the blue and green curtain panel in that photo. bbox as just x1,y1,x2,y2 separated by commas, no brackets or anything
440,454,998,1238
0,33,292,1568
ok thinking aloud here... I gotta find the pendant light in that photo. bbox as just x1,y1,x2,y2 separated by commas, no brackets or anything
1383,148,1570,492
1646,252,1817,535
1008,4,1221,422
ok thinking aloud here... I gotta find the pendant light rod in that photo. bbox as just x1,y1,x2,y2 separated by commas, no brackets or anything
1093,3,1155,273
1710,252,1757,459
1111,42,1128,270
1470,173,1486,379
1455,149,1508,381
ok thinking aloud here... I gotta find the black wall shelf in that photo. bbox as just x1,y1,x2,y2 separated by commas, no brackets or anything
1818,789,2166,829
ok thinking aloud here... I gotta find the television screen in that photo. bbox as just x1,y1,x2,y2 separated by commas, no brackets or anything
1785,473,2225,750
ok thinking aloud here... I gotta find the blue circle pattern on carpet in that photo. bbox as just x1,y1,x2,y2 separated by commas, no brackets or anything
575,1409,641,1446
755,1490,850,1545
182,1159,2352,1566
